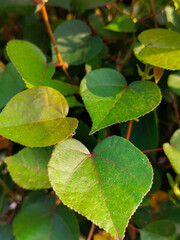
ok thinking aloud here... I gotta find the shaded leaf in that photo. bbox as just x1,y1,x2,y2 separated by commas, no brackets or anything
140,220,176,240
70,0,116,10
80,68,161,134
105,15,136,32
48,136,153,239
134,28,180,70
0,63,25,109
5,147,51,190
0,87,78,147
163,129,180,174
52,20,103,66
13,195,79,240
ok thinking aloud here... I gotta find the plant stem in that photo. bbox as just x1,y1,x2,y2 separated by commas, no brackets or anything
169,92,180,128
40,1,75,85
87,223,96,240
126,120,133,140
130,0,135,18
112,3,129,16
137,0,173,23
142,147,163,154
149,0,158,28
0,178,15,200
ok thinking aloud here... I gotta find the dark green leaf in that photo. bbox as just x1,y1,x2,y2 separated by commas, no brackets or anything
105,15,136,32
80,68,161,134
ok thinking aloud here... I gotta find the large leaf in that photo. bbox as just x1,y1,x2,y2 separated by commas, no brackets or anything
5,147,51,190
7,40,77,95
13,195,79,240
168,72,180,96
80,68,161,134
140,220,176,240
105,15,136,32
48,136,153,239
163,129,180,174
70,0,116,10
0,63,25,109
134,28,180,70
52,20,103,66
0,87,78,147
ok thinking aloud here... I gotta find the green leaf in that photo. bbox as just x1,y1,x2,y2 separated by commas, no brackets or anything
140,220,176,240
48,136,153,239
134,28,180,70
5,147,51,190
165,6,180,33
0,224,14,240
70,0,116,10
105,15,136,32
80,68,161,134
7,40,55,88
161,204,180,223
47,0,70,10
66,95,84,108
163,129,180,174
52,20,103,66
0,63,25,109
168,72,180,96
13,195,79,240
0,87,78,147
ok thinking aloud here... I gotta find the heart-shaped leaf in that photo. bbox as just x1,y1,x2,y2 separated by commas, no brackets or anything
0,63,25,109
48,136,153,239
80,68,161,134
134,28,180,70
0,86,78,147
163,129,180,174
52,20,103,66
13,195,79,240
105,15,136,32
5,147,52,190
7,40,78,95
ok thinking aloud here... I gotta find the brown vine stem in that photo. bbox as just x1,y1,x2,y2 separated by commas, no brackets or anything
142,147,163,154
126,120,133,140
169,92,180,128
87,223,96,240
130,0,135,18
40,1,75,85
0,178,16,200
112,3,129,16
149,0,158,28
137,0,173,23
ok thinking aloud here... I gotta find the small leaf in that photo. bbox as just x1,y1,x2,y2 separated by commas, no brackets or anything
0,63,25,109
13,195,79,240
80,68,161,134
140,219,176,240
163,129,180,174
0,87,78,147
70,0,116,10
48,136,153,239
105,15,136,32
5,147,52,190
168,72,180,96
52,20,103,66
153,67,164,84
134,28,180,70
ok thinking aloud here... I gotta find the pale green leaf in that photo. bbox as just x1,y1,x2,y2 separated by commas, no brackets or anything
134,28,180,70
48,136,153,239
105,15,136,32
5,147,51,190
80,68,161,134
0,87,78,147
0,63,25,109
140,220,176,240
52,20,103,66
13,195,79,240
163,129,180,174
168,72,180,96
